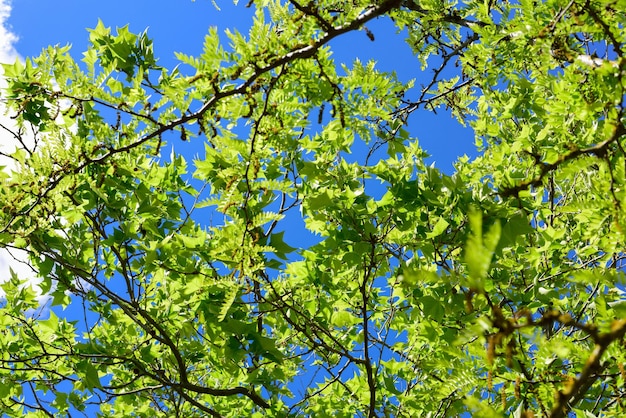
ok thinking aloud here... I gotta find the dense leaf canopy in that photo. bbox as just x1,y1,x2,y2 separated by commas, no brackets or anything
1,0,626,417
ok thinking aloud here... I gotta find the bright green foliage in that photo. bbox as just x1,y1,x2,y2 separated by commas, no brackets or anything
1,0,626,417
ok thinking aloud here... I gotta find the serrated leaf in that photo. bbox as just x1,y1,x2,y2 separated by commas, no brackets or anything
464,207,501,290
217,285,238,322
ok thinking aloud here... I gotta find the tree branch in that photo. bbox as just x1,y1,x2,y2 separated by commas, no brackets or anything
500,122,626,198
550,319,626,418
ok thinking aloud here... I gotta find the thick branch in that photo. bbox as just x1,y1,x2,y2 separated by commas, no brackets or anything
500,122,626,198
550,319,626,418
1,0,403,234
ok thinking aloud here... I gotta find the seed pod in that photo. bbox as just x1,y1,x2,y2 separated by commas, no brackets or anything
486,334,495,366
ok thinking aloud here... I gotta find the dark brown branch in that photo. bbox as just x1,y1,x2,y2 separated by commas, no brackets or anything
395,33,479,117
362,239,379,418
500,122,626,198
176,382,270,409
288,0,334,32
550,319,626,418
0,0,403,235
402,0,488,28
34,249,272,410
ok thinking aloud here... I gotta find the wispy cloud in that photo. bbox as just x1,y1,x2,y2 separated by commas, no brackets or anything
0,1,42,308
0,3,85,314
1,0,21,168
0,1,19,64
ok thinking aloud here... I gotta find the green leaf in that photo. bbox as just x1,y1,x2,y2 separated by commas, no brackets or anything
331,310,359,327
269,231,296,260
78,361,101,390
217,285,238,322
464,206,501,291
250,334,284,364
426,217,449,239
420,295,444,321
2,2,625,415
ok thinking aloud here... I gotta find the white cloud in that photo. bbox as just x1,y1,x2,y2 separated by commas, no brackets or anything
0,1,18,64
0,3,87,310
1,0,21,170
0,0,37,303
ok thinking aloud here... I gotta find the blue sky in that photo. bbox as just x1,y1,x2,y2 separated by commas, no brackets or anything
3,0,476,172
0,0,478,273
0,0,481,322
3,3,625,416
0,1,478,413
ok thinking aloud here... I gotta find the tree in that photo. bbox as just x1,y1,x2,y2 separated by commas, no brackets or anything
1,0,625,416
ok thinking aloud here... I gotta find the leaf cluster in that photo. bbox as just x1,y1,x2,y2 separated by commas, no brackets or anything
1,0,626,417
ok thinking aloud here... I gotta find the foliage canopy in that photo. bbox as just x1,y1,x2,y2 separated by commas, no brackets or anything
1,0,626,417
